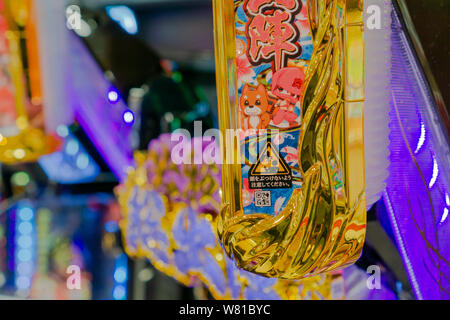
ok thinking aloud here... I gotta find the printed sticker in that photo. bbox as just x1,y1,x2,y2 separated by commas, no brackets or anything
236,0,312,216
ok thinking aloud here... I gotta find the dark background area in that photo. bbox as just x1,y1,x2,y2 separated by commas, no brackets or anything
405,0,449,115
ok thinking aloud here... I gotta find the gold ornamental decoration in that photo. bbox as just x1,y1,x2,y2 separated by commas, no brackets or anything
213,0,366,279
116,135,346,300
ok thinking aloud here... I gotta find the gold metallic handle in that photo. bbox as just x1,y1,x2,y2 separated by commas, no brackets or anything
214,0,366,279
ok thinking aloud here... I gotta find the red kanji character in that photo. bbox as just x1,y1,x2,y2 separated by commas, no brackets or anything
245,0,299,15
245,6,301,71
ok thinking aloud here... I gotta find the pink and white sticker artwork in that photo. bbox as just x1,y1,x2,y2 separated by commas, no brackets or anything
236,0,313,216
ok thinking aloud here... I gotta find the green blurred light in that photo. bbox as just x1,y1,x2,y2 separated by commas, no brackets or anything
172,72,183,83
171,118,181,131
11,172,30,187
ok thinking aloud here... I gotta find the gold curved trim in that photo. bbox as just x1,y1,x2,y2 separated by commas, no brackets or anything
214,0,366,279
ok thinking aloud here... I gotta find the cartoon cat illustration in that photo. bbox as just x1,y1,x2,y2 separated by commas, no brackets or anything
271,67,305,127
240,84,272,130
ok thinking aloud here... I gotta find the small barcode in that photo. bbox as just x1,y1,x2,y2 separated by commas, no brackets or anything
255,190,271,207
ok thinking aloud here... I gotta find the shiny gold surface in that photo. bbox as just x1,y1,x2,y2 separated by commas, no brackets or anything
0,1,60,164
117,150,342,300
213,0,366,279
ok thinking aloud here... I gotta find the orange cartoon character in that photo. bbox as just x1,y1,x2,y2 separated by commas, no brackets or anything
240,83,272,130
271,67,305,127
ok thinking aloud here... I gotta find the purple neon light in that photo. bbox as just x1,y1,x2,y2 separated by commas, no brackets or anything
107,88,120,104
384,6,450,299
122,110,135,125
67,33,134,181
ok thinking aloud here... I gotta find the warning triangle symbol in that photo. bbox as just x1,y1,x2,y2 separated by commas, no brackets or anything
249,141,291,176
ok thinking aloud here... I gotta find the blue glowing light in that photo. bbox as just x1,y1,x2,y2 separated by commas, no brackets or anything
112,253,128,300
195,101,210,117
18,207,34,221
106,6,138,35
38,132,100,184
18,222,33,234
17,249,32,262
18,235,33,249
114,267,128,283
14,203,36,291
113,285,127,300
16,276,31,290
17,262,33,275
76,153,90,169
56,125,69,138
66,140,80,156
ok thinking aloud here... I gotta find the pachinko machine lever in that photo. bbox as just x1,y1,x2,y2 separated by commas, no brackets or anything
212,0,397,279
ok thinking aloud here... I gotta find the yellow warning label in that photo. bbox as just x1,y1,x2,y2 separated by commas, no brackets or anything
249,141,290,176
